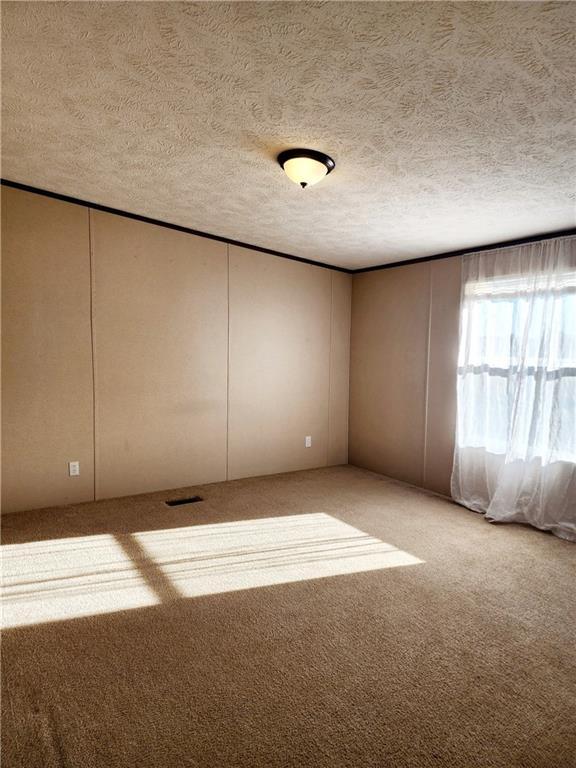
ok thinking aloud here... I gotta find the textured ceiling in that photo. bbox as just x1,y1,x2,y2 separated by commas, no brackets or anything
2,2,575,269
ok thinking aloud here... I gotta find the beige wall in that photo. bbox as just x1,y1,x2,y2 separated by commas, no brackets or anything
3,184,463,511
1,188,95,512
349,263,431,487
328,272,352,465
349,258,461,496
1,189,351,512
228,247,350,480
91,212,228,499
424,258,462,495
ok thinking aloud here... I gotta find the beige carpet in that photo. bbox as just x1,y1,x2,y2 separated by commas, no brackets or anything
2,465,575,768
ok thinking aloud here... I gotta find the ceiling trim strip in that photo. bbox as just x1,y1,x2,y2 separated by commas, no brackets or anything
2,179,574,275
0,178,351,274
353,229,576,274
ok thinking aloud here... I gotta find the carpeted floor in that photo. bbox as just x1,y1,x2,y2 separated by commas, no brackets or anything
2,465,575,768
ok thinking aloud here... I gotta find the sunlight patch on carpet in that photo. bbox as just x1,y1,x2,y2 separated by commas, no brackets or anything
2,514,422,628
2,533,160,628
136,513,423,597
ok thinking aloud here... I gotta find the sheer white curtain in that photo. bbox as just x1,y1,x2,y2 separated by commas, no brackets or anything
451,237,576,541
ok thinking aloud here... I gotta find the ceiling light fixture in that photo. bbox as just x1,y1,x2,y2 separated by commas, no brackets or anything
277,148,335,189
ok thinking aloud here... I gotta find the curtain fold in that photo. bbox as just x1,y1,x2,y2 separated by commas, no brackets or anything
451,238,576,541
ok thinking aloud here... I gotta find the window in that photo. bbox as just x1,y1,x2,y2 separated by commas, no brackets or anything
457,270,576,464
451,239,576,541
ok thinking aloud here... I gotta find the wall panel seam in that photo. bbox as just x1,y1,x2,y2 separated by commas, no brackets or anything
1,196,7,511
327,273,334,465
344,277,351,464
88,208,97,502
422,265,433,488
226,244,230,481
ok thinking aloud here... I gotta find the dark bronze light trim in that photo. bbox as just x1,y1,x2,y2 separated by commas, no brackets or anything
277,148,335,188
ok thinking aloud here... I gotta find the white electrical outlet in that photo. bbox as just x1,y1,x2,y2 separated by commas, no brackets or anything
68,461,80,477
305,436,312,448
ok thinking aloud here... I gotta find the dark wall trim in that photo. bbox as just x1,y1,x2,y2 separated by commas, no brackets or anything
0,179,352,274
353,228,576,274
3,178,574,275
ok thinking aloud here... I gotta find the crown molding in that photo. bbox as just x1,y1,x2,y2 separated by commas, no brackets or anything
353,228,576,273
3,179,573,275
0,179,352,274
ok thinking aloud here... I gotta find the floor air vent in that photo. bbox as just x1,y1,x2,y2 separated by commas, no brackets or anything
165,496,203,507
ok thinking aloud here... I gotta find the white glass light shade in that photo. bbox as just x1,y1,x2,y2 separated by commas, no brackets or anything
282,156,329,188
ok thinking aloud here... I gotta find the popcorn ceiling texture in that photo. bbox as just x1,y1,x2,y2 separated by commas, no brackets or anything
2,1,575,268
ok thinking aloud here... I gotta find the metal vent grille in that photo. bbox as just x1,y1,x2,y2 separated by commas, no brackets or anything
165,496,203,507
